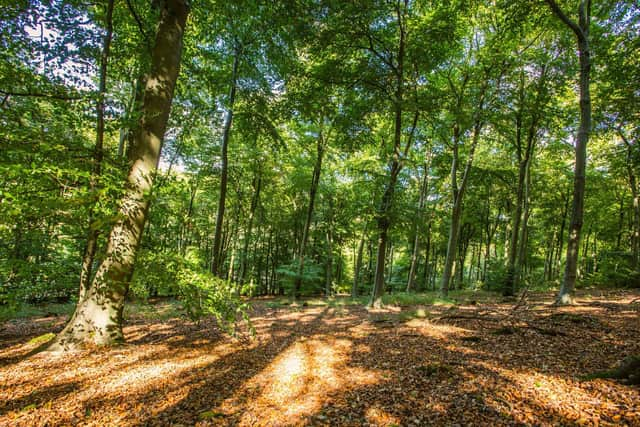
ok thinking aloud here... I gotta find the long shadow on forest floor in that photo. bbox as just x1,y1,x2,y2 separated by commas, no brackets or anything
139,298,639,426
1,293,639,426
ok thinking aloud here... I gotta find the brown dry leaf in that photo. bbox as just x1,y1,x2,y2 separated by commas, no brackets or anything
0,290,639,426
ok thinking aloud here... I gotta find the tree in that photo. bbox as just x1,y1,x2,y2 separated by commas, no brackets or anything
49,0,189,350
78,0,115,299
544,0,592,305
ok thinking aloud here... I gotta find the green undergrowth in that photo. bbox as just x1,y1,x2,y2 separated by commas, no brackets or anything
263,290,499,310
123,299,184,321
0,302,75,323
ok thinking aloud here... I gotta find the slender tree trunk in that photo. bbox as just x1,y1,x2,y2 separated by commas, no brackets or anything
616,191,624,251
227,243,237,283
407,160,429,292
78,0,114,301
554,195,570,279
505,65,546,295
441,121,482,296
367,239,374,287
545,229,556,281
517,163,532,282
325,226,333,297
324,196,334,297
545,0,591,304
504,160,525,295
483,203,498,282
239,167,262,284
630,166,639,272
504,72,526,295
370,5,418,307
581,225,592,277
386,243,394,292
211,50,240,276
620,131,639,271
179,180,197,256
430,249,438,291
353,226,366,297
371,171,398,306
49,0,188,350
558,47,590,299
293,136,324,298
422,221,432,290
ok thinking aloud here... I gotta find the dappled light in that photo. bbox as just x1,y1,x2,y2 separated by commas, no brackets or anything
1,292,639,425
2,0,639,424
216,337,380,425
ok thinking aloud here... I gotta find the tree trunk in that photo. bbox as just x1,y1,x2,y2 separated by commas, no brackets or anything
239,167,262,284
293,136,324,298
554,195,570,279
407,160,430,292
441,121,482,296
548,0,591,305
620,131,639,271
325,196,334,297
615,191,624,251
422,221,432,290
504,161,526,295
369,6,418,307
352,226,366,297
211,49,240,276
179,180,197,256
78,0,114,301
48,0,188,351
517,163,532,281
325,226,333,297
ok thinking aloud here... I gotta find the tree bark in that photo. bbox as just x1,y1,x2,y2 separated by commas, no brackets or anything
407,159,430,292
325,218,333,297
353,226,366,297
293,135,324,298
440,120,482,296
239,166,262,285
369,2,419,307
554,195,570,279
49,0,189,350
546,0,591,305
516,162,532,279
504,65,546,295
78,0,115,301
211,49,240,276
620,130,639,271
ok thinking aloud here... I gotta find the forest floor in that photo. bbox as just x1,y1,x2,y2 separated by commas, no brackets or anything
0,290,639,427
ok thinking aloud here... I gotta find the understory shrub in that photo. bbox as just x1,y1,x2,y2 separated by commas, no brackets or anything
132,250,251,335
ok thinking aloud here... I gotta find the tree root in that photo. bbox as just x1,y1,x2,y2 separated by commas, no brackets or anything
584,356,640,385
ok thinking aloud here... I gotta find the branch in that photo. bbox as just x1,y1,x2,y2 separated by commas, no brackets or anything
402,110,420,158
0,89,85,101
125,0,152,52
364,33,398,75
544,0,586,41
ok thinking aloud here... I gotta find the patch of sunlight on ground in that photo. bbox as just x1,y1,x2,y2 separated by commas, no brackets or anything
404,318,469,340
100,350,228,393
475,360,638,425
217,336,380,425
365,406,401,426
366,305,402,314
